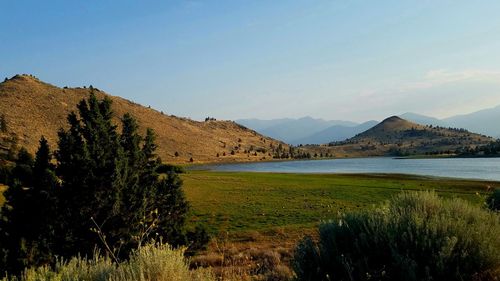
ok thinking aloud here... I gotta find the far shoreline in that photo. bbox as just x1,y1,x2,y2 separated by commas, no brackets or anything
181,153,500,168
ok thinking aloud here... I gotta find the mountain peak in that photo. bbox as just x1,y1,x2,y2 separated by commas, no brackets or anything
381,116,404,123
2,74,55,90
352,116,419,140
297,116,320,121
8,74,41,83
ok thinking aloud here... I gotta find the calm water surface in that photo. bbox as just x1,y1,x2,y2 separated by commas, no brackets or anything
197,157,500,181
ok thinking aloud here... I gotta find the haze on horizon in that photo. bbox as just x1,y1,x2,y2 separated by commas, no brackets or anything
2,1,500,122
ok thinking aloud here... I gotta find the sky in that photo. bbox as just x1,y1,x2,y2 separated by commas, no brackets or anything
2,0,500,122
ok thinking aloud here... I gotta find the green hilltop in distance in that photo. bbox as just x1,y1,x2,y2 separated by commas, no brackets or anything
0,74,292,164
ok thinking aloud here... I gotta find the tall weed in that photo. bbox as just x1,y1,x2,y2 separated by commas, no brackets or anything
4,243,215,281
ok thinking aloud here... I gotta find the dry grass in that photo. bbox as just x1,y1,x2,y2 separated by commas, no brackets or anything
191,228,315,281
3,243,215,281
0,75,289,164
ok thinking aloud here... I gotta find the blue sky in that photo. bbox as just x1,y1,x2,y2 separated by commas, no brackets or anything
2,1,500,122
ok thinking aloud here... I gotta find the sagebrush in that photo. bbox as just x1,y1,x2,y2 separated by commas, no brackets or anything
293,191,500,281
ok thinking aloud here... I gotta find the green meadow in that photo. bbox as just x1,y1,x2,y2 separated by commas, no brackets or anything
182,171,496,233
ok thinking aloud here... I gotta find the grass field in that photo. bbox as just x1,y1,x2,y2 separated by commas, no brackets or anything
183,171,499,279
182,171,497,234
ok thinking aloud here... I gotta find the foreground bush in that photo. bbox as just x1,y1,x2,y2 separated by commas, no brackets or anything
294,191,500,281
3,243,215,281
487,189,500,211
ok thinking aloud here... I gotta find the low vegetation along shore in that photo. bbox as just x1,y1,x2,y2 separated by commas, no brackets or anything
0,94,499,280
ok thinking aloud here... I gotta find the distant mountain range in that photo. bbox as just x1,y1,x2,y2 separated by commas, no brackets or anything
400,108,500,138
237,106,500,145
237,117,374,145
292,121,378,145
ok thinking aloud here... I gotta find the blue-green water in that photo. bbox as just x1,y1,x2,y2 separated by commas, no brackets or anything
198,157,500,181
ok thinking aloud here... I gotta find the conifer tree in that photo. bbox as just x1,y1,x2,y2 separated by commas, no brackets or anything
55,93,192,259
56,93,126,258
10,148,34,186
139,129,189,246
121,113,142,169
0,93,199,273
0,181,29,272
0,138,58,273
116,116,148,252
26,137,58,267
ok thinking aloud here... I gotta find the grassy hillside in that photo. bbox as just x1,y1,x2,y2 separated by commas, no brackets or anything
310,116,494,157
0,75,289,164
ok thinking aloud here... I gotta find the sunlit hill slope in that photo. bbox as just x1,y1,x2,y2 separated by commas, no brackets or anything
0,74,289,164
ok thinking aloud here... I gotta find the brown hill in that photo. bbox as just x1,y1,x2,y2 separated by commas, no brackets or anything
322,116,494,157
0,74,288,164
356,116,416,137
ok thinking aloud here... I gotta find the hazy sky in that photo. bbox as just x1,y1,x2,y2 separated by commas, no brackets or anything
2,1,500,122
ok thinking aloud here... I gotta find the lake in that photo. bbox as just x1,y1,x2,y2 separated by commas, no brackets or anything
197,157,500,181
